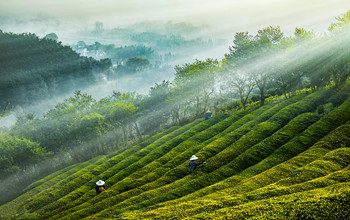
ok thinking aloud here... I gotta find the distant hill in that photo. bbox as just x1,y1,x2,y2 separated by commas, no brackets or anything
0,31,111,108
1,87,349,219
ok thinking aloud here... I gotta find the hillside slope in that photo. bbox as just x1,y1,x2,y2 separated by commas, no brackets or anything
1,88,350,219
0,31,111,108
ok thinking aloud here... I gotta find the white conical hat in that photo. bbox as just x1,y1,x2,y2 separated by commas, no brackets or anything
96,180,105,186
190,155,198,160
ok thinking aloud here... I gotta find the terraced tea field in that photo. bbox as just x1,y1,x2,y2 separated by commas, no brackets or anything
1,88,350,219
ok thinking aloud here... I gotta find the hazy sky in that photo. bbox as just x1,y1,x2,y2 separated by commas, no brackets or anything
1,0,350,38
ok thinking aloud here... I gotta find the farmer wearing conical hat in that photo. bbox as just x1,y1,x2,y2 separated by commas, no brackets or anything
205,110,212,120
95,180,106,193
188,155,206,173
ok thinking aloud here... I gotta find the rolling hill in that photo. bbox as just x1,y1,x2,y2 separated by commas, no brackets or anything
1,87,350,219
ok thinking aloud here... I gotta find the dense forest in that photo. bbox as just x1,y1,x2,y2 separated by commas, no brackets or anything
72,42,162,77
0,8,350,219
0,31,112,107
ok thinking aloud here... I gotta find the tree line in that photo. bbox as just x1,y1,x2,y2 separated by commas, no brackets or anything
1,10,350,193
72,42,157,64
0,31,112,108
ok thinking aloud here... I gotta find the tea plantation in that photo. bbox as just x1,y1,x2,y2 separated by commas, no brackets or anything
1,88,350,219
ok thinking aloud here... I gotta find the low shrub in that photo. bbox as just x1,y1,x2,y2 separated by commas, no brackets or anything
94,93,331,216
118,101,350,219
122,123,350,219
45,118,219,218
32,125,183,216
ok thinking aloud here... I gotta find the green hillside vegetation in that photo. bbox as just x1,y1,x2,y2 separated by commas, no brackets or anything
1,88,349,219
0,31,112,107
1,10,350,220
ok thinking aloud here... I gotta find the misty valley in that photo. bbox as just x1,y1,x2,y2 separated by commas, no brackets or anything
1,6,350,220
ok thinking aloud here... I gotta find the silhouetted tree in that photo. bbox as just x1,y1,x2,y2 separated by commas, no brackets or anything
44,33,58,41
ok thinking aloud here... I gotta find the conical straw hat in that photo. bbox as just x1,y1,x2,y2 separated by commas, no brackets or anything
190,155,198,160
96,180,105,186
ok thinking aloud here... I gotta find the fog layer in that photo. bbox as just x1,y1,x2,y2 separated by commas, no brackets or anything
1,0,350,39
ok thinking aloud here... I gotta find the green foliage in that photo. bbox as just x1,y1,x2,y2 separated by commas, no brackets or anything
116,57,153,74
0,100,12,119
0,133,48,179
1,89,350,219
73,43,157,66
118,94,348,219
0,155,103,217
84,93,324,217
44,33,58,41
173,58,221,117
46,118,219,219
0,31,111,107
121,119,350,220
31,120,200,218
2,10,350,219
77,112,105,136
329,10,350,32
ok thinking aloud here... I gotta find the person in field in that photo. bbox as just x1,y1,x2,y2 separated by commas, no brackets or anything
188,155,206,173
205,110,212,120
95,180,106,193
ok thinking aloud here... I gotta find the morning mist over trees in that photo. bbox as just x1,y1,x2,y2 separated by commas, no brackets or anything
1,0,350,219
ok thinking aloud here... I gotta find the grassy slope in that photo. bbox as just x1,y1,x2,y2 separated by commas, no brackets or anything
0,88,349,220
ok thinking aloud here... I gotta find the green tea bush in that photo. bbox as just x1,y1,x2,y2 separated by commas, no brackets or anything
4,90,350,220
86,105,289,217
187,182,350,220
45,118,216,218
132,117,312,207
118,101,350,219
268,90,330,126
132,147,350,220
21,127,177,217
26,155,107,211
195,97,302,163
0,155,106,219
279,148,350,186
94,94,329,217
37,121,200,217
204,91,331,173
182,122,350,218
52,116,238,218
326,90,349,106
23,163,79,192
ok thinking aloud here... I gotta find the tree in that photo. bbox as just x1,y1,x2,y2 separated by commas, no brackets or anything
44,33,58,41
0,133,48,179
98,92,139,143
325,40,350,89
0,101,12,118
327,10,350,88
253,26,284,105
77,112,105,137
294,27,315,41
45,90,95,118
139,81,171,134
328,10,350,32
76,41,86,49
95,21,104,34
282,28,323,91
225,68,255,110
174,59,220,116
226,31,255,60
256,26,284,47
0,31,112,108
125,57,152,72
223,31,257,109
